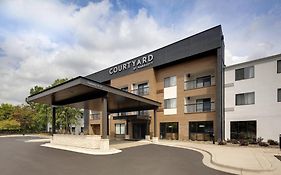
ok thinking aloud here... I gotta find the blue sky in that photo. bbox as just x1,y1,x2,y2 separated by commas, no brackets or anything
0,0,281,104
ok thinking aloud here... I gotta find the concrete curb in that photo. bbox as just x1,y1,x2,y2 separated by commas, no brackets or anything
155,142,276,175
41,143,122,155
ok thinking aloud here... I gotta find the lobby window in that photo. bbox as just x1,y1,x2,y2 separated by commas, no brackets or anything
278,60,281,73
236,92,255,105
164,98,176,109
230,121,256,140
115,123,125,135
277,88,281,102
164,76,176,88
189,121,213,141
160,122,178,140
235,66,254,81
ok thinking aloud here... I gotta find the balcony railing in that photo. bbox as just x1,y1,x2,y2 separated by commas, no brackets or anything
184,76,215,90
131,87,149,96
184,102,215,113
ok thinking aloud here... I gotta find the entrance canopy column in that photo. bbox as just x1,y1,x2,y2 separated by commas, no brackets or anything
52,106,56,135
152,108,159,143
102,96,108,139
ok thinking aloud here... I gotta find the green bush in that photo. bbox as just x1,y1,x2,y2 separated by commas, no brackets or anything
267,139,278,145
259,142,269,147
0,119,20,130
239,140,249,146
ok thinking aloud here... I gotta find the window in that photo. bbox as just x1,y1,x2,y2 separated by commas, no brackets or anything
164,76,176,88
81,127,84,133
164,98,176,109
235,66,254,81
230,121,256,140
137,83,149,96
115,123,125,135
236,92,255,105
278,60,281,73
277,88,281,102
196,98,211,112
160,122,178,140
189,121,213,141
196,76,211,88
72,127,75,133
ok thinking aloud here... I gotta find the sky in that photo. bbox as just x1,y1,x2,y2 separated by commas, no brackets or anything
0,0,281,104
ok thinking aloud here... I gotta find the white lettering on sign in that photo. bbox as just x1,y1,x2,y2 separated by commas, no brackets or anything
109,54,154,75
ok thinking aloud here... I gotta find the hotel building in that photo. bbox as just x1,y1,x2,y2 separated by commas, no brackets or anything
27,26,225,144
84,25,225,141
225,54,281,141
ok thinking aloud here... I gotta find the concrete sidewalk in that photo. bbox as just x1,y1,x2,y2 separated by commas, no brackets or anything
156,140,281,175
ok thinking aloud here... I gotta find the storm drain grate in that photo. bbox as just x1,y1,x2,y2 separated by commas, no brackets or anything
274,155,281,161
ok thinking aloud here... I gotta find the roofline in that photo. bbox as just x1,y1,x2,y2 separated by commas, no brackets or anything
226,53,281,69
85,25,223,78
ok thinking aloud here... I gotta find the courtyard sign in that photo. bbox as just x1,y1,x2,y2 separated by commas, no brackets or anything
109,54,154,75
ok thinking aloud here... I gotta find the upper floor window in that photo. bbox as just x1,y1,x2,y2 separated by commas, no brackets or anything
164,76,176,88
196,76,211,88
277,60,281,73
277,88,281,102
164,98,176,109
137,83,149,96
235,66,254,81
236,92,255,105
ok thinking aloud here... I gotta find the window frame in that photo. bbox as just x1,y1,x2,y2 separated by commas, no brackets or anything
115,123,125,135
235,92,255,106
277,88,281,102
164,98,177,109
235,66,255,81
164,76,177,88
277,60,281,73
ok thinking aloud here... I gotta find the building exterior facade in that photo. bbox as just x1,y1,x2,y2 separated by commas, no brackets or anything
225,54,281,141
85,26,225,141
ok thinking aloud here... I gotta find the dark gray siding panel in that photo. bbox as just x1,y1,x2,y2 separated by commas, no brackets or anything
86,25,223,82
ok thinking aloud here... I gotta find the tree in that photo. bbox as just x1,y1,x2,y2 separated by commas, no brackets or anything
29,85,50,132
29,78,82,134
12,105,35,134
0,103,15,121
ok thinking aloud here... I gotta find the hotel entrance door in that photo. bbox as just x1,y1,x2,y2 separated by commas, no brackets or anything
133,123,146,140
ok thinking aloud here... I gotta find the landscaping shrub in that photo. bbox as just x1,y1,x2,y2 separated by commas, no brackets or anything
218,140,227,145
259,142,269,147
267,139,279,145
248,139,257,145
231,139,239,144
257,137,264,144
239,140,249,146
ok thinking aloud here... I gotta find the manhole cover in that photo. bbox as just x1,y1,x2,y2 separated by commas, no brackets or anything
274,155,281,161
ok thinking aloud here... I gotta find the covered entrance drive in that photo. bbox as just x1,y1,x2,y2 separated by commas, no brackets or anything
26,76,161,150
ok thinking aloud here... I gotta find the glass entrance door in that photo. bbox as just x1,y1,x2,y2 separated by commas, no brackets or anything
133,123,146,140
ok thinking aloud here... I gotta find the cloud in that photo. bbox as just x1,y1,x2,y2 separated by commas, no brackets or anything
0,0,280,104
0,0,177,104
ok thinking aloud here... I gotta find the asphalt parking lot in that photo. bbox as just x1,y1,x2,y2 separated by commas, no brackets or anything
0,136,232,175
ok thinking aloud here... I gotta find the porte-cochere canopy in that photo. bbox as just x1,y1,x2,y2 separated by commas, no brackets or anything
26,76,161,113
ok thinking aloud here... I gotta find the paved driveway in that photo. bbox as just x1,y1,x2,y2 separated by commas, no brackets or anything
0,136,232,175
